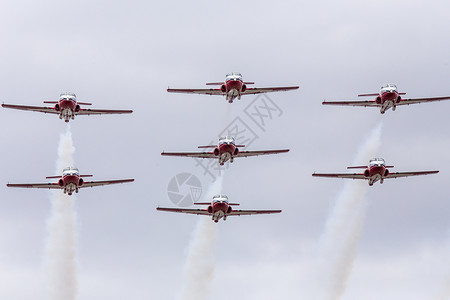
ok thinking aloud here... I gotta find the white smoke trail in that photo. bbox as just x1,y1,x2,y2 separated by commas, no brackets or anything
314,122,383,300
44,126,78,300
179,175,224,300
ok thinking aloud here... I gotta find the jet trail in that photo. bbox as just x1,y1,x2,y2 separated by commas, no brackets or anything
180,175,224,300
314,122,383,300
44,126,79,300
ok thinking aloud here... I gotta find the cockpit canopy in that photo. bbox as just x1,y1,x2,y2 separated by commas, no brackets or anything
212,194,229,203
369,158,385,166
59,93,77,101
381,84,397,91
226,72,242,80
62,167,79,176
218,136,235,145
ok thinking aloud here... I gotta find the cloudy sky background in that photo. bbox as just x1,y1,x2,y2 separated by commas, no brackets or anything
1,0,450,299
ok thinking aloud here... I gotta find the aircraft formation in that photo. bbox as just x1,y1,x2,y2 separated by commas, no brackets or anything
2,74,448,223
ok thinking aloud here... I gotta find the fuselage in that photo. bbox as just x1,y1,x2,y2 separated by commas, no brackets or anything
55,93,80,122
376,84,401,114
207,195,232,222
223,73,244,103
59,167,83,195
364,158,389,185
214,136,240,165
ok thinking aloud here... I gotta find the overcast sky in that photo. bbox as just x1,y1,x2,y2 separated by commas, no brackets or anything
1,0,450,299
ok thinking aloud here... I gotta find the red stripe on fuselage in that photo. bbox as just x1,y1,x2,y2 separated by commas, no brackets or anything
368,165,386,177
218,144,237,156
380,91,398,103
62,174,80,186
58,99,77,111
212,202,229,214
225,79,243,93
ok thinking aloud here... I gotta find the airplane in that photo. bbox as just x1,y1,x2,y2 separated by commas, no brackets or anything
161,136,289,165
312,158,439,186
157,194,281,223
6,166,134,195
2,92,133,122
322,84,450,114
167,72,299,103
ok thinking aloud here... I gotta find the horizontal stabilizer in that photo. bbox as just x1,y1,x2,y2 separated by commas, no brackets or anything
193,202,211,205
398,93,406,95
347,166,368,169
358,93,379,97
243,82,255,85
385,165,394,168
205,82,224,85
80,175,93,177
198,145,217,148
43,101,58,104
235,144,245,148
77,102,92,105
46,176,61,179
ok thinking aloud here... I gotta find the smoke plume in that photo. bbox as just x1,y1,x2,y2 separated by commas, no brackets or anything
314,122,383,300
179,175,224,300
44,126,79,300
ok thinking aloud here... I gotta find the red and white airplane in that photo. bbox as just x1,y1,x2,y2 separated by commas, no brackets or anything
2,92,133,122
7,167,134,195
312,158,439,186
161,136,289,165
322,84,450,114
167,72,299,103
157,194,281,223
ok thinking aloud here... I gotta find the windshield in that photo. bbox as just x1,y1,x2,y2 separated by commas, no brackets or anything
60,93,76,101
63,167,79,176
226,72,242,80
219,136,235,145
369,158,385,166
381,84,397,91
213,195,228,202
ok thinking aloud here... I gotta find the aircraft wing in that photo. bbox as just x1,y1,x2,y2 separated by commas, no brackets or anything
81,179,134,188
312,173,367,180
397,96,450,106
242,86,299,95
385,170,439,179
322,100,379,107
2,104,59,114
77,108,133,115
227,209,281,216
156,207,211,216
167,88,224,96
235,149,289,158
161,151,217,159
6,183,61,189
